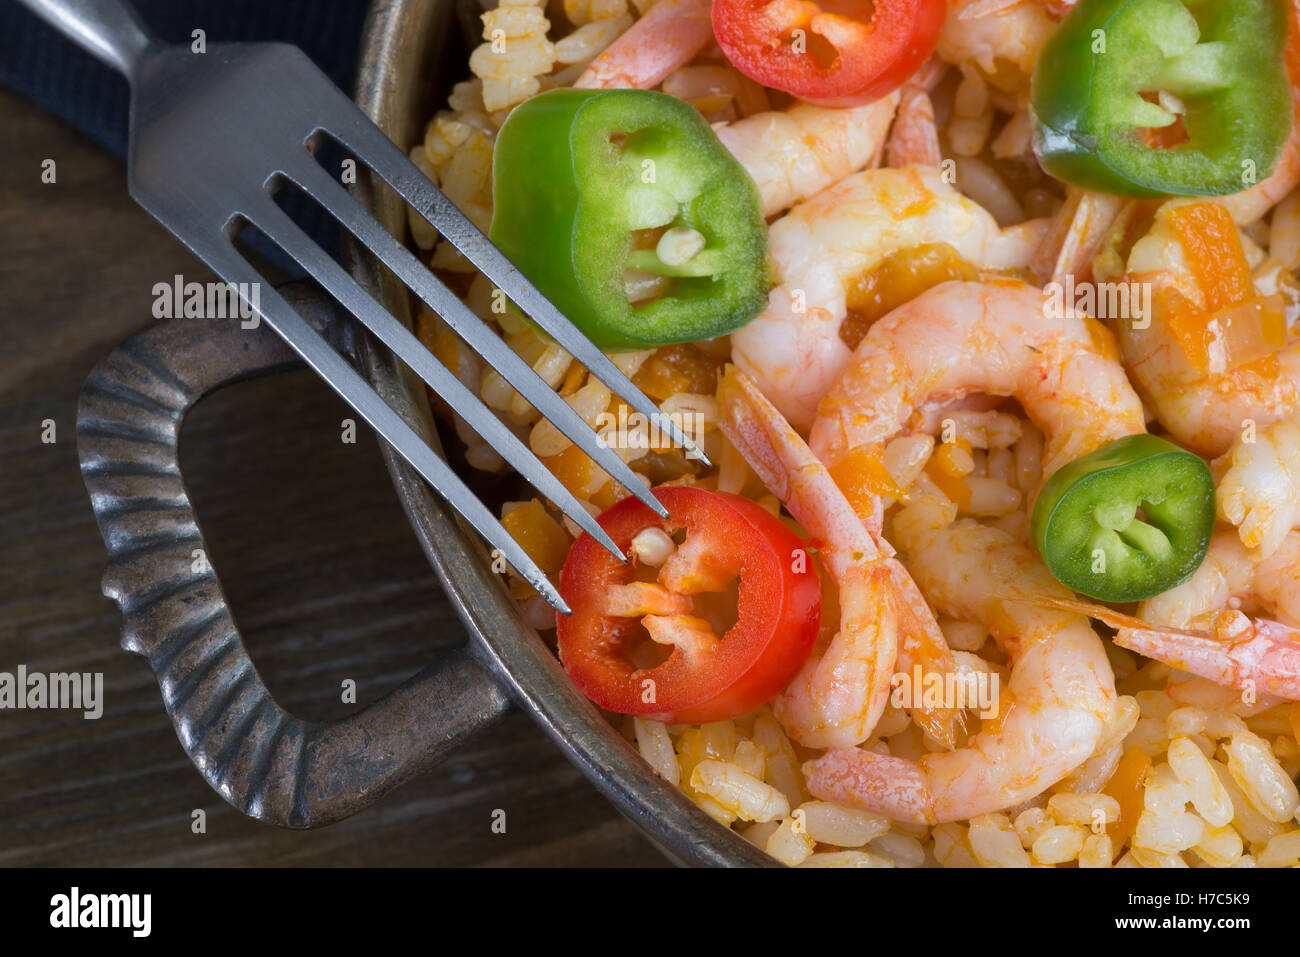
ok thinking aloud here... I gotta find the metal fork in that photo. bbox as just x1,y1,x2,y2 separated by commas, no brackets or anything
21,0,708,612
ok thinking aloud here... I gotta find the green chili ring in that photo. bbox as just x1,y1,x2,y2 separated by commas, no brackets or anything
1031,434,1216,603
1030,0,1292,198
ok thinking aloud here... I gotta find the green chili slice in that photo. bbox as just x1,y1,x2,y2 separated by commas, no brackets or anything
1031,434,1216,602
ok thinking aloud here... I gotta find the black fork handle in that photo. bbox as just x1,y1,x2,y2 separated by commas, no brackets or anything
15,0,154,78
76,282,512,828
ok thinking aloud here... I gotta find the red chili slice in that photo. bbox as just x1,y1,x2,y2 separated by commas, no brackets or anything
556,485,820,724
711,0,946,107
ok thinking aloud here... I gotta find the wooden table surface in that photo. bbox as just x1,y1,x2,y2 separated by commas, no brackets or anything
0,87,666,867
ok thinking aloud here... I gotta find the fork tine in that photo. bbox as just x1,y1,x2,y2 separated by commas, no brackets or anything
317,115,712,468
209,249,572,613
275,158,669,521
245,196,627,561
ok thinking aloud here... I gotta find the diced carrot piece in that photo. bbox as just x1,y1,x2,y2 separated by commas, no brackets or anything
828,447,908,516
501,499,573,580
1103,746,1152,849
1166,202,1253,312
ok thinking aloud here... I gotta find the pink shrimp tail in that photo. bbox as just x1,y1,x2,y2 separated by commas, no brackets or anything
803,748,937,825
1115,621,1300,701
573,0,713,90
1022,592,1300,701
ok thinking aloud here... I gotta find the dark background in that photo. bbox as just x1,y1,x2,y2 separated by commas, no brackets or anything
0,0,665,865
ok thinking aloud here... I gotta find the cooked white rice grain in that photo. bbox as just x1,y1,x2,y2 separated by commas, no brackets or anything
969,813,1031,867
565,0,629,26
691,760,789,822
1166,705,1247,740
1192,824,1244,868
1013,806,1053,849
1127,717,1171,757
731,740,766,779
690,788,737,825
1136,689,1176,720
882,434,935,497
766,817,816,866
555,14,634,65
798,850,895,868
1166,736,1233,828
938,616,989,653
1059,742,1123,795
1257,829,1300,868
633,718,679,786
1134,809,1205,855
796,801,891,848
869,831,927,868
1130,847,1189,868
1031,824,1087,865
1078,833,1114,868
741,819,781,849
964,477,1022,516
932,823,980,868
1224,730,1300,823
1013,422,1043,496
1096,695,1141,755
1211,759,1287,845
1246,704,1295,738
1047,793,1121,828
1143,763,1189,817
752,715,805,807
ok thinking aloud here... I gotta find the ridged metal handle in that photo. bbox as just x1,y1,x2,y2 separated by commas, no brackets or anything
16,0,154,78
76,284,512,827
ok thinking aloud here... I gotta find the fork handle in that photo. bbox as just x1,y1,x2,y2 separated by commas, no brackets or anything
17,0,154,78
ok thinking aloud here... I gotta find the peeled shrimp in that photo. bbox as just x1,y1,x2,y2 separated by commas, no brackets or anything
573,0,712,90
938,0,1058,99
1215,125,1300,226
732,172,1047,431
1140,529,1300,630
1114,203,1300,458
804,519,1116,825
886,86,942,169
809,280,1147,527
718,369,962,750
1047,534,1300,702
1215,418,1300,558
715,94,900,219
1031,188,1126,287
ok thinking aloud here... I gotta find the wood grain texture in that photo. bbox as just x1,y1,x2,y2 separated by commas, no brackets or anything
0,88,667,867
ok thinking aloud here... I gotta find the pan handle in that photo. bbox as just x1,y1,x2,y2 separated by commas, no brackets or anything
76,283,512,828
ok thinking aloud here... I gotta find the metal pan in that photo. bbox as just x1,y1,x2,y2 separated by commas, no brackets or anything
76,0,774,866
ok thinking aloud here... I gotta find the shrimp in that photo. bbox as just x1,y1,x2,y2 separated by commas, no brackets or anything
885,86,943,170
1031,188,1126,287
1215,418,1300,559
714,94,900,219
1111,202,1300,458
804,519,1116,825
1140,529,1300,630
731,171,1048,431
937,0,1059,100
1216,125,1300,226
573,0,712,90
717,368,963,750
808,280,1147,528
1030,532,1300,702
